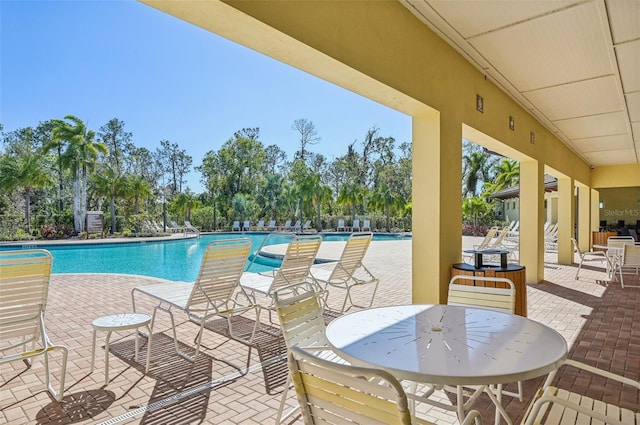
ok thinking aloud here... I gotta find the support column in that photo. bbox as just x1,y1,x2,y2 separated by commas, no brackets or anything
557,177,574,265
519,161,543,283
576,185,591,252
412,110,460,304
591,188,601,247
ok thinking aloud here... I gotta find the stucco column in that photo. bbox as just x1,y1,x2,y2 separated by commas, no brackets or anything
591,188,601,247
576,184,591,252
519,161,543,283
557,177,574,265
412,111,460,304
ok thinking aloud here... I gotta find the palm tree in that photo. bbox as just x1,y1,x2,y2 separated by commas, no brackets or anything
127,174,152,214
92,164,127,234
174,192,200,222
337,181,365,223
462,150,491,198
0,149,54,235
53,115,108,233
370,181,404,232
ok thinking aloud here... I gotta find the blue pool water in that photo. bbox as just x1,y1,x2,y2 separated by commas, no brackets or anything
1,232,409,282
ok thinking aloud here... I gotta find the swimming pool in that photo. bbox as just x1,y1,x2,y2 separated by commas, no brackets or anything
1,233,409,282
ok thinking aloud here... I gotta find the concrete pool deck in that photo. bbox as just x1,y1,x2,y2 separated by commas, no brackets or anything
1,237,638,424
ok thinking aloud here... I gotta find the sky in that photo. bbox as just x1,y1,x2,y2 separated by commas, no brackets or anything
1,0,411,193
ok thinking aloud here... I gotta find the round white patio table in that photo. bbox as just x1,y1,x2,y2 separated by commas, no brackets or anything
326,304,567,424
91,313,152,386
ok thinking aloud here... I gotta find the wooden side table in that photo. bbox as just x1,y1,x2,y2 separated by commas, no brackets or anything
91,313,152,385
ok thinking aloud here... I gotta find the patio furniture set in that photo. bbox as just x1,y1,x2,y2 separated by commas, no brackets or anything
1,233,638,425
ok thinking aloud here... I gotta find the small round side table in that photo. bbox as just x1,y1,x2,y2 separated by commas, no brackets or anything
91,313,152,385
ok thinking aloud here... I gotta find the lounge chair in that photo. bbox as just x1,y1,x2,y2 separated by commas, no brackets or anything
231,220,241,231
362,218,371,231
310,232,378,313
266,220,277,231
292,220,302,232
0,249,68,401
255,220,265,230
336,218,347,232
131,238,257,364
239,234,322,325
280,220,292,231
184,220,200,235
352,218,361,231
301,220,312,231
242,220,251,231
170,220,184,233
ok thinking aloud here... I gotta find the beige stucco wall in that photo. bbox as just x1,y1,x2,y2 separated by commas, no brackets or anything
139,0,637,300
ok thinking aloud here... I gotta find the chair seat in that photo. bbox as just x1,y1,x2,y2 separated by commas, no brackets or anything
133,281,193,309
240,272,275,295
525,386,640,425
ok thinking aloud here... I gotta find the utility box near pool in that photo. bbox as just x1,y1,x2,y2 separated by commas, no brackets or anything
452,249,527,317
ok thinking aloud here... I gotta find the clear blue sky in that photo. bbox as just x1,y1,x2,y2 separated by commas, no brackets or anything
1,0,411,193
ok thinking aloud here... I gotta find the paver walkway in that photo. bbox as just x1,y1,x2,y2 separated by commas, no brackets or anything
1,237,638,424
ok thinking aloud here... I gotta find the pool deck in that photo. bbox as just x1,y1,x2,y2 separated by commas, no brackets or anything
1,237,639,425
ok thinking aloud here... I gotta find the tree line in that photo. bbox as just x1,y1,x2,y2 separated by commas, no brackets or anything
0,116,412,240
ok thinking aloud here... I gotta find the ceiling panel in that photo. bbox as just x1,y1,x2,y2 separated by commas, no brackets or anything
584,148,638,166
572,134,631,152
617,40,640,92
469,1,614,91
553,112,629,138
606,0,640,43
426,0,576,38
524,76,623,120
628,92,640,122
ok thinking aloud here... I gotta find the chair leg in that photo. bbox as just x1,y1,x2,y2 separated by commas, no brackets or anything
275,372,299,423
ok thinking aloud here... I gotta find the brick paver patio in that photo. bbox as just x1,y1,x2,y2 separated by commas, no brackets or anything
1,236,638,424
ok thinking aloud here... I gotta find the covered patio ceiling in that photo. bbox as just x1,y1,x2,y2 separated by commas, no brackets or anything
402,0,639,169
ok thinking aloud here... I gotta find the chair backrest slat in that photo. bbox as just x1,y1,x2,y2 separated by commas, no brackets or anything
448,275,515,314
329,232,372,282
288,346,414,425
186,238,251,311
275,284,329,349
0,250,52,349
270,235,322,292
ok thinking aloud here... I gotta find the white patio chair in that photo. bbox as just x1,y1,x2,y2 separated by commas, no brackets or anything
571,237,607,280
132,238,257,365
240,234,323,325
613,243,640,288
443,275,523,408
301,220,312,231
522,359,640,425
362,218,371,231
242,220,251,231
273,282,342,424
292,220,302,232
352,218,361,231
336,218,346,231
266,220,277,231
170,220,184,233
287,345,484,425
231,220,241,231
0,249,68,401
255,220,265,230
309,232,379,313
